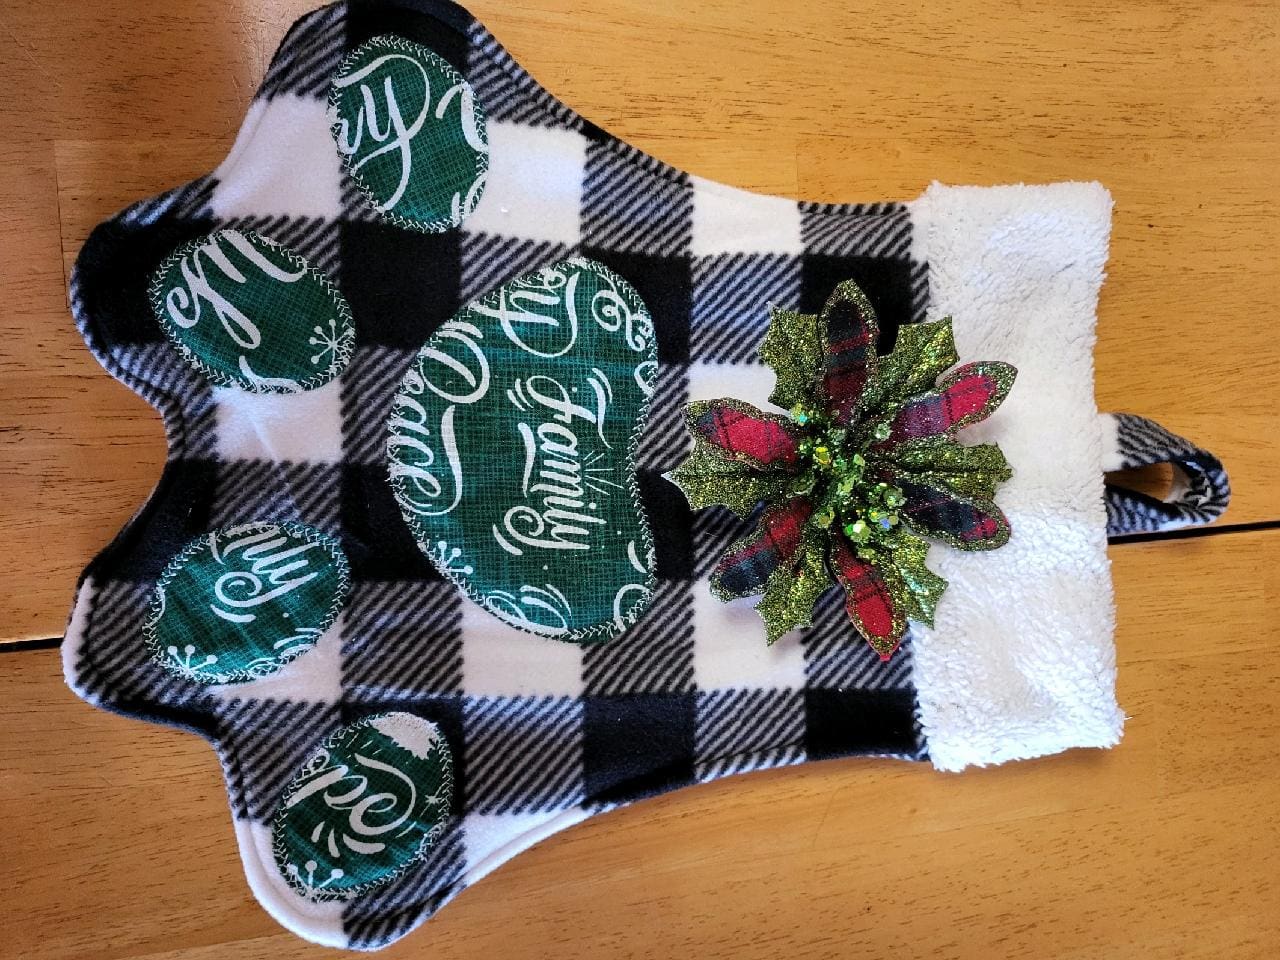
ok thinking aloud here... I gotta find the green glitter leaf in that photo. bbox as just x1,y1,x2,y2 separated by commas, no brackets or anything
755,535,831,645
886,437,1012,501
864,318,958,414
761,307,823,412
667,440,794,517
877,531,947,627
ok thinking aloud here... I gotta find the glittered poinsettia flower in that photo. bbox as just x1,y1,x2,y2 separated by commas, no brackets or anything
667,280,1017,659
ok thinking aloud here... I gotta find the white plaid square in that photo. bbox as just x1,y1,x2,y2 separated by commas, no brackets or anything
686,360,777,409
459,596,585,697
462,121,587,243
215,378,344,463
692,585,807,691
210,616,345,705
209,95,343,220
690,176,803,256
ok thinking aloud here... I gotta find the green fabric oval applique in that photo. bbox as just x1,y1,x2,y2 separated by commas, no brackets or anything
387,257,658,643
150,229,355,393
330,34,489,232
144,522,350,684
273,712,454,901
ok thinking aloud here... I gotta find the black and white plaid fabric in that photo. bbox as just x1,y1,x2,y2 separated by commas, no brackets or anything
1101,413,1230,536
66,0,1226,949
64,1,929,946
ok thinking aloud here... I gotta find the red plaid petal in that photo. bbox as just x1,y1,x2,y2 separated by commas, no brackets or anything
820,281,880,425
687,399,801,470
890,475,1011,551
882,361,1015,443
830,538,906,659
710,497,813,599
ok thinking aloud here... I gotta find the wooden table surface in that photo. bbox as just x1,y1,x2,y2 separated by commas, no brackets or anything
2,1,1277,957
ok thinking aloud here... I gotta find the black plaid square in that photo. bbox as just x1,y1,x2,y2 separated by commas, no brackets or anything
340,463,443,583
210,460,342,530
342,580,463,699
581,145,693,254
580,246,692,364
691,253,800,364
582,692,697,806
339,221,462,349
637,469,694,581
584,580,694,694
803,687,919,760
340,346,416,465
695,688,805,780
801,254,915,353
74,216,215,346
464,696,583,813
344,0,472,73
90,458,218,582
213,698,341,821
344,822,466,949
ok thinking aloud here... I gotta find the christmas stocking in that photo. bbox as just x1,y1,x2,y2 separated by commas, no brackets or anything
63,0,1229,949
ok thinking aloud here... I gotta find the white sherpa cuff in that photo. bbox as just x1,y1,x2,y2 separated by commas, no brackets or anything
907,181,1123,772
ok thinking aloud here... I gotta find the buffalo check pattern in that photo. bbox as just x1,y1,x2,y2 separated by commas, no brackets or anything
67,0,928,949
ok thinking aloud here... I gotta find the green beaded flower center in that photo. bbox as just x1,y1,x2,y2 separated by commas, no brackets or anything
789,404,905,557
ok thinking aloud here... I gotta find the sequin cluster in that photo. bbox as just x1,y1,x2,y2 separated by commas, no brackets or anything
667,279,1017,658
787,407,904,546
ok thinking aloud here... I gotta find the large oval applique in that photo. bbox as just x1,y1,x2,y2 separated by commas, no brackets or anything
273,712,454,901
150,229,354,393
330,34,488,232
387,257,657,642
144,522,349,684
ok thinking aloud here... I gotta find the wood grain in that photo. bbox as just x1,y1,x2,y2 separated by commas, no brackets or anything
3,532,1277,960
0,1,1277,957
